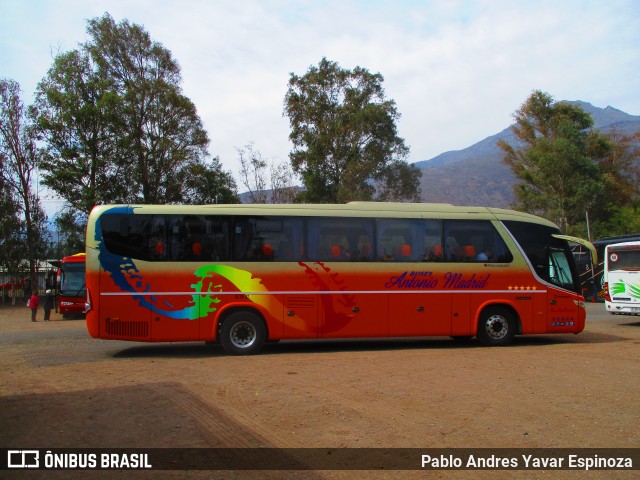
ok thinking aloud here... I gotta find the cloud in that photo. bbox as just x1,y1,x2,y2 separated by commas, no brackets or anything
1,0,638,216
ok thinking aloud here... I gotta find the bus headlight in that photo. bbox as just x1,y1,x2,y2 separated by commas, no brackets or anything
574,299,585,309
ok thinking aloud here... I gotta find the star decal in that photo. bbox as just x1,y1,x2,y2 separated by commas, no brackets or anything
508,285,539,291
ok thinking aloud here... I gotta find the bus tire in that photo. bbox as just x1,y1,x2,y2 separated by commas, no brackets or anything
219,311,266,355
476,307,516,346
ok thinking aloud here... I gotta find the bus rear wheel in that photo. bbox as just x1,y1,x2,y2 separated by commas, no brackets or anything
477,307,516,346
220,311,266,355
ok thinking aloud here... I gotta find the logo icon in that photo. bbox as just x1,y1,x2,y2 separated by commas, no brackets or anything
7,450,39,468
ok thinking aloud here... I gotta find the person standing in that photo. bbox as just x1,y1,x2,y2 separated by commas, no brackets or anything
43,289,54,321
28,291,39,322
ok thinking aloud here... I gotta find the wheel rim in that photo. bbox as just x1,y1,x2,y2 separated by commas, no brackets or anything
229,321,257,349
484,314,509,340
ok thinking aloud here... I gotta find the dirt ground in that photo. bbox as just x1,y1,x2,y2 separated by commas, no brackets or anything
1,302,639,479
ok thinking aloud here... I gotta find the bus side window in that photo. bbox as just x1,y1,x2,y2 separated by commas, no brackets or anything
204,216,230,261
278,219,303,262
100,213,161,261
377,219,425,262
422,220,443,262
444,220,512,263
168,218,187,260
149,216,167,260
308,218,374,262
234,217,303,262
444,236,460,261
183,216,206,260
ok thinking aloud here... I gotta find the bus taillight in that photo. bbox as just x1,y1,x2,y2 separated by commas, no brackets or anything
603,282,611,302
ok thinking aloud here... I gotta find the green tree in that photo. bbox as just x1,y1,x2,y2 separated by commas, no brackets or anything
86,14,212,204
592,206,640,238
0,79,49,288
284,58,420,203
32,13,237,218
499,91,609,231
0,153,24,286
597,129,640,210
52,211,86,256
32,49,125,216
586,129,640,238
181,158,239,205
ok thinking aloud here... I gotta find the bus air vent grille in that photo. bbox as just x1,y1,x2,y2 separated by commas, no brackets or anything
287,296,315,309
106,319,149,338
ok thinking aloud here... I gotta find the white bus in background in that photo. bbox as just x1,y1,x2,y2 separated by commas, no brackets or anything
604,241,640,315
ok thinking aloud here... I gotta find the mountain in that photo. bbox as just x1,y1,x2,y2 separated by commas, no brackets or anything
414,101,640,208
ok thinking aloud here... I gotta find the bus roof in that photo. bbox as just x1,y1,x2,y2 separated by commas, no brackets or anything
88,202,559,227
606,241,640,249
61,252,86,263
594,234,640,248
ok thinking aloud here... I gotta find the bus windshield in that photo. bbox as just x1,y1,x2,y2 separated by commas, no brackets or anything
548,247,575,290
60,263,86,297
608,248,640,272
502,221,580,294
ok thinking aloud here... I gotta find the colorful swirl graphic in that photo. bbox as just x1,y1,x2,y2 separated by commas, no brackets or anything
94,207,274,320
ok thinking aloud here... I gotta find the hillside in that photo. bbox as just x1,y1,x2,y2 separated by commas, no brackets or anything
415,101,640,208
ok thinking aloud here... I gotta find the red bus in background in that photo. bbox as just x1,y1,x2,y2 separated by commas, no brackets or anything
57,253,86,317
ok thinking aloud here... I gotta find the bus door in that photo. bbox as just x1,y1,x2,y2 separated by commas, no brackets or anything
531,289,548,334
546,246,581,332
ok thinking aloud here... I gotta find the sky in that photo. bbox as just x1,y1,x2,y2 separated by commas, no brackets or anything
1,0,639,215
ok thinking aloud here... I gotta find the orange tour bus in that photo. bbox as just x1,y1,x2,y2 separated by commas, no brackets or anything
85,202,595,355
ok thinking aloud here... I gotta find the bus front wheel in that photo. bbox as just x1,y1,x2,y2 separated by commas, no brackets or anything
219,311,266,355
476,307,516,346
